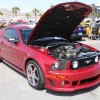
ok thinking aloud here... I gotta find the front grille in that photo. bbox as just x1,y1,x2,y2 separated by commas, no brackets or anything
80,74,100,85
78,57,95,68
70,56,97,69
72,74,100,86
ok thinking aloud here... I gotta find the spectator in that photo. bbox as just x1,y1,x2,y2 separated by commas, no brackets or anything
89,16,97,38
90,16,97,32
5,22,9,27
90,16,97,28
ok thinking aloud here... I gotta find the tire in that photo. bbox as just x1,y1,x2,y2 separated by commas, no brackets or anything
0,59,2,62
77,37,82,40
0,53,2,62
26,60,44,90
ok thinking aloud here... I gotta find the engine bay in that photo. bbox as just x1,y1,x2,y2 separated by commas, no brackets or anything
32,37,98,60
47,43,92,59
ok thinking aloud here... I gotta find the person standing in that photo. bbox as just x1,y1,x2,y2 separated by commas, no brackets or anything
89,16,97,39
90,16,97,29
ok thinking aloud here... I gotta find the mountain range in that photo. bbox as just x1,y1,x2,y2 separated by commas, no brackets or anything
0,8,44,16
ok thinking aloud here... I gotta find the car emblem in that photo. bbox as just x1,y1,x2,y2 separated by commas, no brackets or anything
85,60,92,64
79,28,81,30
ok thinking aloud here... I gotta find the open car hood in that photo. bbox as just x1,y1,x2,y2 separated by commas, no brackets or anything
27,2,92,45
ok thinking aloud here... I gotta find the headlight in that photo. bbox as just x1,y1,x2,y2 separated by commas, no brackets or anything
50,61,66,70
95,56,99,63
72,61,78,69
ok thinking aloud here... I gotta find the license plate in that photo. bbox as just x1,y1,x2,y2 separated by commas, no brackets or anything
79,33,83,35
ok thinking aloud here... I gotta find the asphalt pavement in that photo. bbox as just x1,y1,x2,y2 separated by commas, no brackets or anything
0,38,100,100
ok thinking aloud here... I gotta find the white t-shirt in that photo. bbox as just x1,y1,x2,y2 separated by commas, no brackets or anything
90,20,96,28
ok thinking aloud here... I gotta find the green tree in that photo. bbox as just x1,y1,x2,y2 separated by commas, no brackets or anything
12,7,15,17
25,13,31,21
32,8,39,23
12,7,20,17
0,12,3,16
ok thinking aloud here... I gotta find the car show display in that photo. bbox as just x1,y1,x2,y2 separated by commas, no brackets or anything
0,2,100,92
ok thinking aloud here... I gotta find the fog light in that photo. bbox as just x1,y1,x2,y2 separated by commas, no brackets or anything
61,81,69,86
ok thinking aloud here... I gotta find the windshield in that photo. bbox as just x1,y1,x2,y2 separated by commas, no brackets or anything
19,28,33,44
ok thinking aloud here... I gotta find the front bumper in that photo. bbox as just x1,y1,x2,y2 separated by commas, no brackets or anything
45,62,100,92
70,33,86,39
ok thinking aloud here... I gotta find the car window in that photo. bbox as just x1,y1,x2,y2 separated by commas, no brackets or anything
96,20,100,23
19,28,33,44
4,28,18,39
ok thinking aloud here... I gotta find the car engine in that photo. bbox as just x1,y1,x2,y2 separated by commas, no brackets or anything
33,43,96,60
45,43,92,59
32,37,97,60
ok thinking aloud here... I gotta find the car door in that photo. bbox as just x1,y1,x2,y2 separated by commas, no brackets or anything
1,28,20,67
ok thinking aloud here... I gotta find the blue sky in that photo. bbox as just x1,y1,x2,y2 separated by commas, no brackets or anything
0,0,100,12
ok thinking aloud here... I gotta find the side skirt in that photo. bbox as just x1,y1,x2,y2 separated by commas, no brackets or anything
3,59,26,75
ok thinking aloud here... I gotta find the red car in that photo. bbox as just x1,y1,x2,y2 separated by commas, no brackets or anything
0,2,100,92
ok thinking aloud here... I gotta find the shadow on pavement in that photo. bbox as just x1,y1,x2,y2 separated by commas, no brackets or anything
80,38,87,41
76,38,87,42
46,83,100,96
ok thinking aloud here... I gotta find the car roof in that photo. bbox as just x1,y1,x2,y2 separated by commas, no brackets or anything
7,24,30,29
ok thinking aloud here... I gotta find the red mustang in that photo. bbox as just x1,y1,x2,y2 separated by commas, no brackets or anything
0,2,100,92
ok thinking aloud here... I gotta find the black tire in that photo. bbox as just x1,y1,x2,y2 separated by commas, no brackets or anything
26,60,44,90
0,55,2,62
76,37,82,40
0,59,2,62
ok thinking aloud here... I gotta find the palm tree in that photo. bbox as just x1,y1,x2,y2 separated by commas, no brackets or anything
15,7,20,17
12,7,15,17
25,13,31,21
32,8,39,23
0,12,3,16
12,7,20,17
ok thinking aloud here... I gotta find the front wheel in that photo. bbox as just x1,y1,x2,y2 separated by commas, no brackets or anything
26,60,44,89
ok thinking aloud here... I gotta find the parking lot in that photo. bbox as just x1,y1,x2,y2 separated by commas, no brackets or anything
0,38,100,100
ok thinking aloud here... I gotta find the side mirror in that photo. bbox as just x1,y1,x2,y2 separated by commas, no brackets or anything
8,37,19,43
